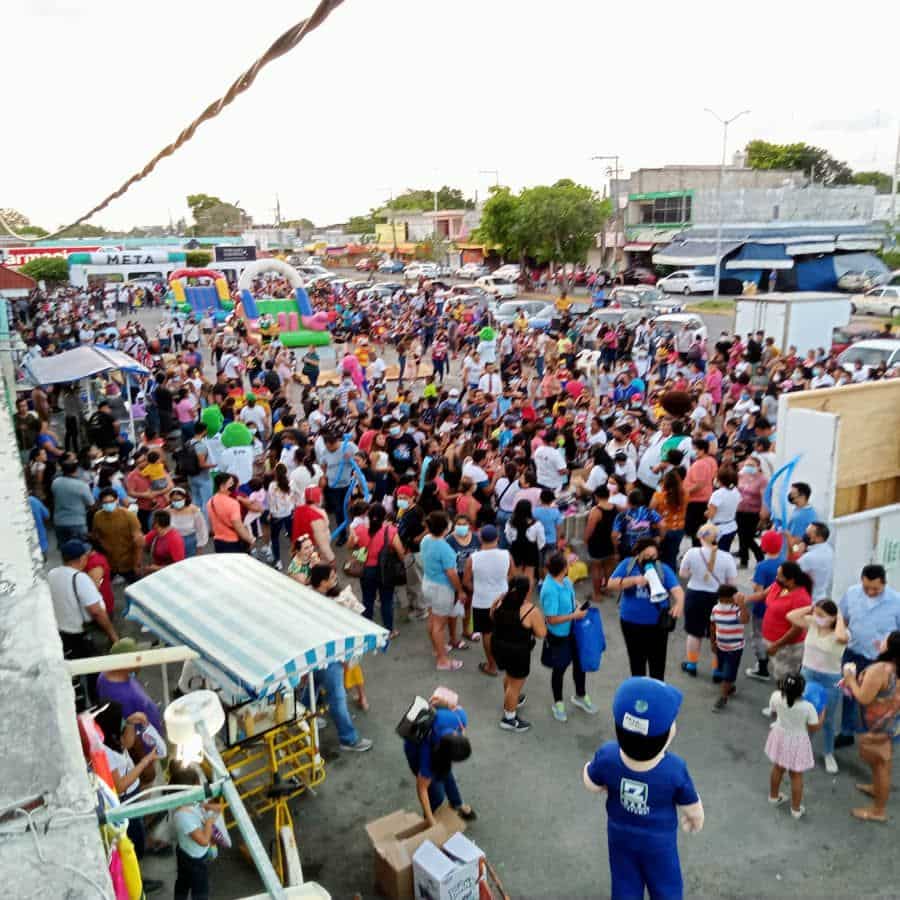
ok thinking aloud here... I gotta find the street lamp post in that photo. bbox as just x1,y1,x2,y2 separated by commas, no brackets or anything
478,169,500,187
704,108,750,296
591,155,620,272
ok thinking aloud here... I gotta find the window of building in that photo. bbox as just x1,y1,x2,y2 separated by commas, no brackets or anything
639,195,691,225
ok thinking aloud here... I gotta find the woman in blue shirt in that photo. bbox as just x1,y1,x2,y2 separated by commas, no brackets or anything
609,538,684,681
421,511,466,672
541,553,598,722
403,704,476,825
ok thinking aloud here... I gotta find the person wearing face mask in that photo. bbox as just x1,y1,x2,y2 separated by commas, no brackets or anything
446,514,482,645
810,365,835,390
166,486,209,558
609,538,684,681
785,600,849,774
395,483,427,620
735,455,768,568
91,486,145,581
207,472,254,553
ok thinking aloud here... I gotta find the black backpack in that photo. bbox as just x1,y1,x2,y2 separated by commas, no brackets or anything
175,440,201,477
396,697,436,742
378,525,407,588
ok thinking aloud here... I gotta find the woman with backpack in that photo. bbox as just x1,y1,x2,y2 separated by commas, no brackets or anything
348,502,405,639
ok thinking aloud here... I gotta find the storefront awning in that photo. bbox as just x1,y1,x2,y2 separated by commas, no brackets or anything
787,242,836,256
724,242,795,271
25,346,148,386
653,240,743,267
624,242,655,252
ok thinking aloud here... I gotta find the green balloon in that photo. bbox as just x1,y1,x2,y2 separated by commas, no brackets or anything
200,404,224,436
221,421,253,448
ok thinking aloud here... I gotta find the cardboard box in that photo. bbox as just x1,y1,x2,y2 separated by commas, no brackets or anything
413,833,485,900
365,807,466,900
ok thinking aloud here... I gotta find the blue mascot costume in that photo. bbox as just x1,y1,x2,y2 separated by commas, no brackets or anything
583,677,704,899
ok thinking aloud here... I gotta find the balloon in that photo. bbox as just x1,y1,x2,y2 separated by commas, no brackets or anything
200,404,224,436
221,421,253,448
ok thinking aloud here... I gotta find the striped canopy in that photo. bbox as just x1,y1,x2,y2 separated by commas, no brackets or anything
125,556,388,702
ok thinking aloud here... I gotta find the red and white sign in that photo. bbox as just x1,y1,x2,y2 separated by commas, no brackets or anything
0,246,102,266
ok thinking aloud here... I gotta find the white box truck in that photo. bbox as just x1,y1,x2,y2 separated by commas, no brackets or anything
734,292,851,353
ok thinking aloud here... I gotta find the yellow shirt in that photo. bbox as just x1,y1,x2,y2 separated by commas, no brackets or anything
556,295,572,312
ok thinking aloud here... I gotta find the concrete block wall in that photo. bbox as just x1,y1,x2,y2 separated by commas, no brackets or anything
0,381,111,897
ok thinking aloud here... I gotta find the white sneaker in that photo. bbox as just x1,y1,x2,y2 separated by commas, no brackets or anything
790,805,805,819
761,707,772,717
824,753,839,775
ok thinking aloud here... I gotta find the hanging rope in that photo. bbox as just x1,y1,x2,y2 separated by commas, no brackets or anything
0,0,345,244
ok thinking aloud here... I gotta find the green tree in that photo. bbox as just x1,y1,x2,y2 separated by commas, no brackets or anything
281,218,315,230
388,186,475,210
18,225,49,237
745,140,854,185
21,256,69,283
185,250,213,268
0,208,31,232
346,211,386,234
475,186,526,260
186,194,245,235
853,171,893,194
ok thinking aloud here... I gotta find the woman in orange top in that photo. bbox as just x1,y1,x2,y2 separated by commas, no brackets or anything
651,468,687,571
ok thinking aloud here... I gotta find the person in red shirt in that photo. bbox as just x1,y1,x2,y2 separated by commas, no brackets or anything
143,510,185,573
85,545,115,616
759,561,812,684
291,486,334,563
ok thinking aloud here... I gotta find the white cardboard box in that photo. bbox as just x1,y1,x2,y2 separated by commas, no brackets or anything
412,834,482,900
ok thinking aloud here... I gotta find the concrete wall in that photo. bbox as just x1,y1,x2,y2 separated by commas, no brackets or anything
628,166,804,194
0,379,111,895
692,184,876,225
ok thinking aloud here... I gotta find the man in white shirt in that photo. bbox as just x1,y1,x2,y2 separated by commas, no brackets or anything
798,521,834,602
534,431,568,492
49,540,118,664
635,420,668,497
183,317,201,345
218,442,255,487
239,394,269,439
478,363,503,397
220,348,241,380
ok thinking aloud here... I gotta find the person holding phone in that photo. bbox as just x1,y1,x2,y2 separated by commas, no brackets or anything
541,553,598,722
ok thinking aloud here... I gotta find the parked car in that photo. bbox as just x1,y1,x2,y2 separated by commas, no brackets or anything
830,323,885,356
475,275,518,299
297,264,330,280
838,339,900,375
449,284,492,302
606,286,683,314
378,281,406,295
494,264,521,282
455,262,490,280
494,299,549,324
378,258,405,274
621,266,658,286
404,262,440,281
851,286,900,317
656,269,715,295
355,257,377,272
304,255,325,267
345,279,375,292
837,269,888,293
584,308,645,330
650,313,708,344
528,300,594,331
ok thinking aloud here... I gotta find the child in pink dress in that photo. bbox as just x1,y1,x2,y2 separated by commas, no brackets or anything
765,672,822,819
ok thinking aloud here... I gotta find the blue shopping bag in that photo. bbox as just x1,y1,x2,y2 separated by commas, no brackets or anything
574,607,606,672
803,680,828,715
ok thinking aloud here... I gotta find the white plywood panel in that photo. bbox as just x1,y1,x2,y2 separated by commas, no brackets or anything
775,407,839,522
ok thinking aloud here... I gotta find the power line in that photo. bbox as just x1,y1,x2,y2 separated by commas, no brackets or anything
0,0,345,244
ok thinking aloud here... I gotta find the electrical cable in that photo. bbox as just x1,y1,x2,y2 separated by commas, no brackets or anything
13,807,113,900
0,0,345,243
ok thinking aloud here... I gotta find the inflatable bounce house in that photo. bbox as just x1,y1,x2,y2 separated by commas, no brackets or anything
234,258,332,348
169,268,233,322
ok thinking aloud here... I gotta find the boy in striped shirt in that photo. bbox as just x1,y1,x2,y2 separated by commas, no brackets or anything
709,585,749,712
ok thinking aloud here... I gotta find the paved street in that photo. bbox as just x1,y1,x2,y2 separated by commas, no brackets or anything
116,300,894,899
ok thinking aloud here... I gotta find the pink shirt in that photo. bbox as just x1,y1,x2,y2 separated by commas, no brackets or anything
704,368,723,403
737,471,768,513
175,396,196,424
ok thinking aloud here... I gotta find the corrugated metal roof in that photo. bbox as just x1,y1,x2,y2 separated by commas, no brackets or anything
0,266,35,291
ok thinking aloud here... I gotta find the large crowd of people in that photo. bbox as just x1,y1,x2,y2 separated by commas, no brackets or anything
12,268,900,895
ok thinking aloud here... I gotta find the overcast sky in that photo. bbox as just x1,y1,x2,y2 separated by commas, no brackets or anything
7,0,898,233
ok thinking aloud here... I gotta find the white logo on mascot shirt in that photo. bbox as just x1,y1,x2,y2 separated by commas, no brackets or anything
620,778,650,816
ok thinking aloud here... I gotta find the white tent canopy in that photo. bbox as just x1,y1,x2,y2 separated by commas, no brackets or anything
24,345,148,386
125,556,389,704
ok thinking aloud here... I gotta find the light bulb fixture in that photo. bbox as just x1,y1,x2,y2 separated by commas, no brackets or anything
164,689,225,763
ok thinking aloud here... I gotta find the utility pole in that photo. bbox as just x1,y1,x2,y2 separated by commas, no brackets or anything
275,194,282,227
479,169,500,187
704,108,750,296
591,155,620,273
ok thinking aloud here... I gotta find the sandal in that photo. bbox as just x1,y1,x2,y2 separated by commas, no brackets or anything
478,662,498,677
851,807,887,823
464,632,482,642
456,805,478,821
450,640,469,650
855,783,876,798
436,659,463,671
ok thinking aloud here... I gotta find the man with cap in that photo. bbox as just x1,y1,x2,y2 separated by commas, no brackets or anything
584,677,704,900
49,540,119,696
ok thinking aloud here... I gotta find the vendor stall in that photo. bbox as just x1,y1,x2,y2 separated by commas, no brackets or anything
21,345,149,442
